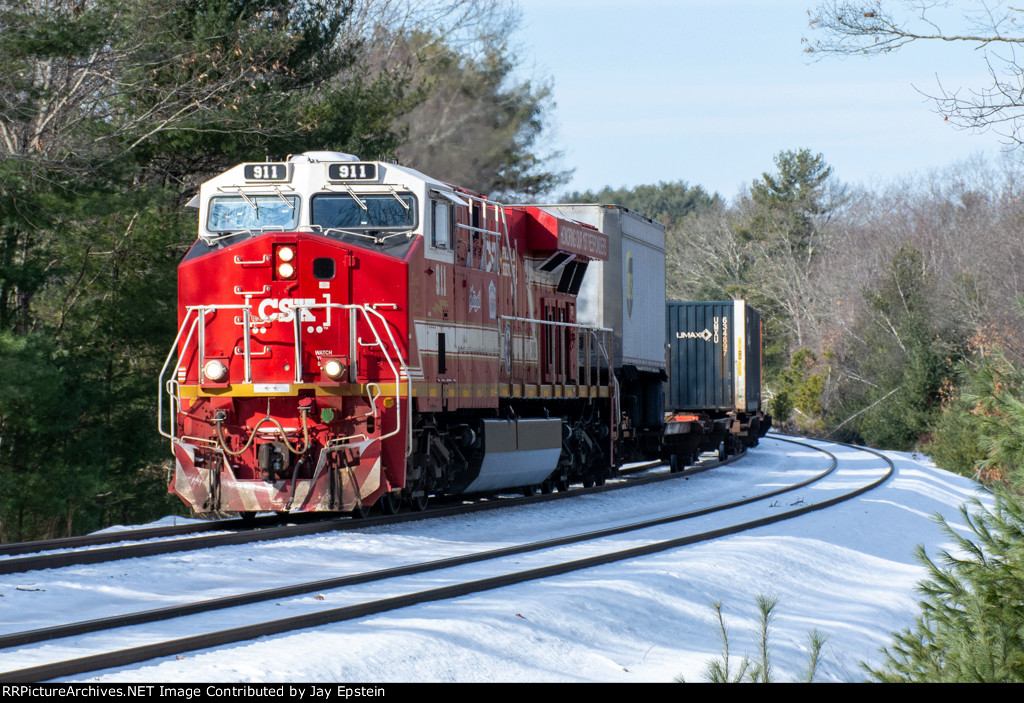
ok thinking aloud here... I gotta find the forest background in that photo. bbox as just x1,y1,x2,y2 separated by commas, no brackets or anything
1,0,1023,553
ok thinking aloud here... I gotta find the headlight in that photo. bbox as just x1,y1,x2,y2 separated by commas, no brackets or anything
278,246,295,262
323,359,346,379
203,359,228,382
277,262,295,278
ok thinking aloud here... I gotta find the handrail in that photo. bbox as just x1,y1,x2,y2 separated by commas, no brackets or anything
456,223,503,237
158,309,203,440
293,302,409,449
498,315,617,416
499,315,612,333
158,303,409,452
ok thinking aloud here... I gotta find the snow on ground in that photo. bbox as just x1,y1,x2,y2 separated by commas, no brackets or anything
0,435,991,682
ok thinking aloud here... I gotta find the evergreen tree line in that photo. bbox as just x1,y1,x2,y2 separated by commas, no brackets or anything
0,0,566,542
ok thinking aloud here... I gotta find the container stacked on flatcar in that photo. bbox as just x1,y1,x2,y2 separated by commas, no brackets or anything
663,300,769,469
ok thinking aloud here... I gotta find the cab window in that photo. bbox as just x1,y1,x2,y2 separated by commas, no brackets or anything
311,193,416,231
207,195,299,233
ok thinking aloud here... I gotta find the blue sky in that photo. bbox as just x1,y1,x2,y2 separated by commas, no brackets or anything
516,0,1010,199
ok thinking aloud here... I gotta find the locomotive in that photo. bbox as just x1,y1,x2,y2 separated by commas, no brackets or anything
158,151,768,517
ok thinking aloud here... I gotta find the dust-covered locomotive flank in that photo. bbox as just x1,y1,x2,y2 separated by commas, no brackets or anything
158,151,768,517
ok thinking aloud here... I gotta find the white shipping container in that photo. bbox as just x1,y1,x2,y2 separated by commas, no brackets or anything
545,204,666,373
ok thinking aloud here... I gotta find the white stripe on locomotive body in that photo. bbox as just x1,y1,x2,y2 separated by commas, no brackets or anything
413,322,540,363
412,322,500,355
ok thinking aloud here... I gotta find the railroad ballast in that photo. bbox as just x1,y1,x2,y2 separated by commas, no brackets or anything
159,151,770,516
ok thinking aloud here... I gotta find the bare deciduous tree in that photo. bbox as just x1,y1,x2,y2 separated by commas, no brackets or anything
666,204,747,301
807,1,1024,145
342,0,519,62
0,0,351,169
341,1,569,197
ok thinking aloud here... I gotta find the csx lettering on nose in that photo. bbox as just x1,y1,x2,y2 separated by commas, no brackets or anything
257,298,316,322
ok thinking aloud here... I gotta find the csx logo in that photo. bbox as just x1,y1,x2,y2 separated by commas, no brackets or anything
257,297,316,322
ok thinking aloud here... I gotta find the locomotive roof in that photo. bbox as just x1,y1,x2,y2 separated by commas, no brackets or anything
194,152,465,199
189,153,611,264
187,151,483,249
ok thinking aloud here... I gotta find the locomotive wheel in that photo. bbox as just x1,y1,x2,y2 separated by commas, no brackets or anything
350,503,371,519
540,479,554,494
379,491,400,515
556,475,570,492
409,491,429,512
582,475,595,489
522,484,538,497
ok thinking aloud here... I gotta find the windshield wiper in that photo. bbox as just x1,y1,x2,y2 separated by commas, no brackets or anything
374,229,416,244
340,184,368,211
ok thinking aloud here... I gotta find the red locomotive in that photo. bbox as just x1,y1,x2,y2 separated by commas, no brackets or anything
159,151,619,516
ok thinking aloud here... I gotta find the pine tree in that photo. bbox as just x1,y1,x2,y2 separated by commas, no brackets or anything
747,148,834,255
833,245,949,449
869,493,1024,682
563,181,719,228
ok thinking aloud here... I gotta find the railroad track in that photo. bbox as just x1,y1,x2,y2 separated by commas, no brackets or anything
0,457,713,575
0,510,342,557
0,436,892,682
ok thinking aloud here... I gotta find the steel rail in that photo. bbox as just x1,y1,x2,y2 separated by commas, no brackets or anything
0,448,809,650
0,452,731,574
0,519,258,557
0,437,878,682
0,462,663,559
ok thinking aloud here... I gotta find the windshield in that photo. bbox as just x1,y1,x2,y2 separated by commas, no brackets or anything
208,195,299,233
312,193,417,231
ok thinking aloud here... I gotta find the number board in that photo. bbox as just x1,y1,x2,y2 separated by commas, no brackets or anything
327,163,378,181
243,164,292,182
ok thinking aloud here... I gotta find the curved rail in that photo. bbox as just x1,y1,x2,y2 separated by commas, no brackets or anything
0,438,892,681
0,449,737,573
